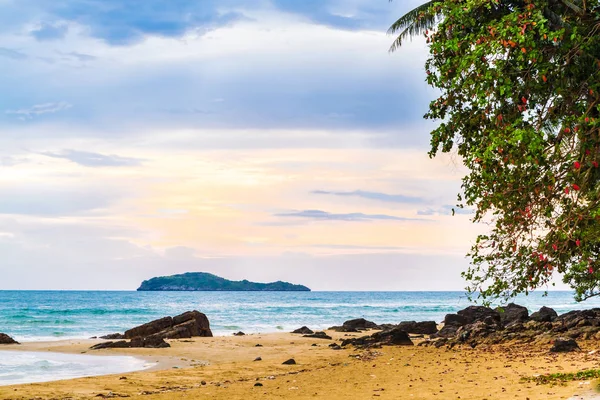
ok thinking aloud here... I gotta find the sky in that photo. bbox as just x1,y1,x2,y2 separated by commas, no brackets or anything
0,0,487,290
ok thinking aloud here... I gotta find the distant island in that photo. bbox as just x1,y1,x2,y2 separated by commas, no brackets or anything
137,272,311,292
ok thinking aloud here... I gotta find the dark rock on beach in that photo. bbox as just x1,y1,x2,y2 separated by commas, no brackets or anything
341,327,413,348
124,310,212,340
530,306,558,322
233,331,245,336
396,321,438,335
303,331,332,340
497,303,529,326
0,333,18,345
91,336,170,350
91,310,211,350
100,333,125,340
330,318,380,332
292,326,314,335
282,358,296,365
550,338,580,352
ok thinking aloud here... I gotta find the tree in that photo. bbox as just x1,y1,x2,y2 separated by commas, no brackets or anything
390,0,600,302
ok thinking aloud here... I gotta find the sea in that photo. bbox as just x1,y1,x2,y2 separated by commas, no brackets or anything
3,290,600,342
3,290,600,386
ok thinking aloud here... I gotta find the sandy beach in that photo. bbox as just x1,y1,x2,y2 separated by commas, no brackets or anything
1,331,599,399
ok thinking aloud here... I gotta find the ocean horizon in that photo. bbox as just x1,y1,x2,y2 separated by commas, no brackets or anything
3,290,600,342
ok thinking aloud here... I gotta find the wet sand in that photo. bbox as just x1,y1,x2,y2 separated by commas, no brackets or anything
1,331,599,399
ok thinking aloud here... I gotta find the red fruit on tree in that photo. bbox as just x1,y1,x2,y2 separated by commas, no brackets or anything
564,127,571,133
574,161,581,169
565,187,570,194
576,239,581,247
573,184,581,191
585,117,590,123
590,267,595,274
552,243,558,251
593,161,599,168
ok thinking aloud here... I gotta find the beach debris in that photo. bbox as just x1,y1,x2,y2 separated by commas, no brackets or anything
292,326,314,335
254,382,263,387
254,357,262,361
282,358,297,365
302,331,332,340
0,333,18,345
233,331,245,336
330,318,380,332
341,327,413,349
550,338,581,353
530,306,558,323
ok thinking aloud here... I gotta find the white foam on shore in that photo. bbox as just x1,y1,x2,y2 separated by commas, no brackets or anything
0,351,153,386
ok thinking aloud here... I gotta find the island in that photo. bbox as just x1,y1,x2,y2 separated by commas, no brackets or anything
137,272,311,291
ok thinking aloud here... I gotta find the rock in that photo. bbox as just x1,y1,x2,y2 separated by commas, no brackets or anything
342,318,379,330
530,306,558,322
100,333,124,340
282,358,296,365
201,381,207,386
497,303,529,326
550,338,581,352
254,382,263,387
292,326,314,335
396,321,438,335
303,332,332,340
255,344,263,347
124,310,212,340
253,357,262,361
329,343,342,350
328,326,359,333
457,306,501,325
341,327,413,348
90,336,170,350
0,333,18,345
233,331,245,336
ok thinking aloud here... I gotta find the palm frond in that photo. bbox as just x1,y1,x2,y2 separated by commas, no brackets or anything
388,1,439,52
560,0,584,15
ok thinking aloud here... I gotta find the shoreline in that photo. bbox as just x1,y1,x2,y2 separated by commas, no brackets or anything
1,332,600,399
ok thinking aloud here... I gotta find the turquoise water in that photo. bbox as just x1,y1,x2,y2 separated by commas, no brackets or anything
2,291,600,341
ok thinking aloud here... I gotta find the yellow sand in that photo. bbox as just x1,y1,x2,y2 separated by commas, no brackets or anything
1,331,599,399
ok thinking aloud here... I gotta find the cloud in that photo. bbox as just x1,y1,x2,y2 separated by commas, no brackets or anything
5,102,72,120
312,189,424,204
417,205,473,216
0,185,121,216
0,47,28,60
40,149,142,167
274,209,415,221
31,22,69,41
56,51,96,62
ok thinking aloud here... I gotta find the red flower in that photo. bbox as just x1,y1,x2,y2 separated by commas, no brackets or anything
593,161,598,168
565,187,570,194
552,244,558,251
574,161,581,170
573,184,581,191
576,239,581,247
589,267,594,274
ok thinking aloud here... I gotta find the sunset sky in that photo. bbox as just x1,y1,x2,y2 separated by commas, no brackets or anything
0,0,489,290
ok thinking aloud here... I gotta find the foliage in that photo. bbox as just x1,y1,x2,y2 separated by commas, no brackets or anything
393,0,600,302
521,368,600,385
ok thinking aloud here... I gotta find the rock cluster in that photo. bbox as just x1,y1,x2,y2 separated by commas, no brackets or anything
341,327,413,348
91,310,212,350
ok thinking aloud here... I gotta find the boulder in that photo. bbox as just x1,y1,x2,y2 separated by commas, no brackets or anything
100,333,125,340
342,318,379,331
530,306,558,322
124,311,212,340
396,321,438,335
292,326,314,335
303,331,332,340
328,326,359,333
282,358,296,365
457,306,501,325
0,333,18,345
497,303,529,326
341,327,413,348
233,331,245,336
550,338,580,353
90,336,170,350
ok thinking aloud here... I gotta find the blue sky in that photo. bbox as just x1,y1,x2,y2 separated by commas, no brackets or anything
0,0,494,291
